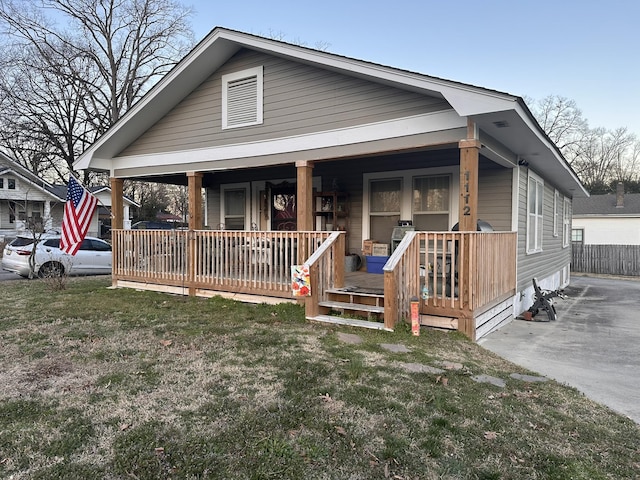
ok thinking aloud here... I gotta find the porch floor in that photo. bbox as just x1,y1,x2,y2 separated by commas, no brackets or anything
342,270,384,293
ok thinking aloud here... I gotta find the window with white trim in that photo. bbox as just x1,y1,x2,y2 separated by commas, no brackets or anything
0,178,3,188
553,190,560,237
563,197,571,247
222,66,263,129
8,178,16,190
412,175,451,231
369,178,401,242
222,188,247,230
527,172,544,253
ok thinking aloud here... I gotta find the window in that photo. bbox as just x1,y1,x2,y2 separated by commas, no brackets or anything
79,238,112,251
223,188,246,230
8,178,16,189
369,178,401,242
563,198,571,248
527,173,544,253
412,175,450,231
571,228,584,245
0,178,3,188
222,66,263,129
553,190,560,237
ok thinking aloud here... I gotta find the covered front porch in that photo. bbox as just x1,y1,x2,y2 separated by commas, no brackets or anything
105,119,519,340
109,228,516,340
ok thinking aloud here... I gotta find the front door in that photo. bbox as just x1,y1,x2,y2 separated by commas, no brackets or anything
271,184,296,231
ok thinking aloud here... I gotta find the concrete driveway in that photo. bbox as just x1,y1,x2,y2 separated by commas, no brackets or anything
480,274,640,424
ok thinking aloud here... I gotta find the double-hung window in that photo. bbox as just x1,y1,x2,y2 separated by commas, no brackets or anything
222,66,263,129
563,197,571,248
571,228,583,245
527,173,544,253
553,190,560,237
222,188,246,230
369,178,401,241
412,175,450,231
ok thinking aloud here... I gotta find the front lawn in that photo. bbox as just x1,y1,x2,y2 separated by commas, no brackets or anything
0,277,638,479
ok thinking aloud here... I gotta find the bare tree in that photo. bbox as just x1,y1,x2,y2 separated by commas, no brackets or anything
572,127,638,193
529,95,640,193
527,95,588,164
0,0,194,183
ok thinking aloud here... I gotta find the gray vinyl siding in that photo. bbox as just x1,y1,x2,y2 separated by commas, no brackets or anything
515,167,572,292
477,162,512,232
121,49,451,156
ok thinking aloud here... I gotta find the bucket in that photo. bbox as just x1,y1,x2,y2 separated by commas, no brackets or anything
345,254,361,272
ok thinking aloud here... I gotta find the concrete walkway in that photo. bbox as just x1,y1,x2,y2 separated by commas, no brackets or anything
479,274,640,424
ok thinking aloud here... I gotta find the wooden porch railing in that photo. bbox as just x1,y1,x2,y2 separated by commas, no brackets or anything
111,229,333,298
384,231,517,335
303,232,345,318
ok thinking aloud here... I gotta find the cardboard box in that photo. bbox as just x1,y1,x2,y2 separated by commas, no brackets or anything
362,239,374,256
372,243,390,256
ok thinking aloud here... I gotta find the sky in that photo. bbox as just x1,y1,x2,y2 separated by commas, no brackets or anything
186,0,640,136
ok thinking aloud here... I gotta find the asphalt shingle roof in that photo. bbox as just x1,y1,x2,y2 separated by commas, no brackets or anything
573,193,640,216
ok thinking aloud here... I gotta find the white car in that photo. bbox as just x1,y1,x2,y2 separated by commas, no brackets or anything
2,234,112,278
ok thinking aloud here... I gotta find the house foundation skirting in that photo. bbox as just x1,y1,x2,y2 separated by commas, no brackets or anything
474,296,515,340
113,280,299,305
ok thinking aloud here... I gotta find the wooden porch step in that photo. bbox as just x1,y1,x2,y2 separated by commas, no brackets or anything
325,288,385,311
325,287,384,298
307,314,392,331
318,300,385,314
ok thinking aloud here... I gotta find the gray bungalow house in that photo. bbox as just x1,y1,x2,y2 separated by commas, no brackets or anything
75,27,587,340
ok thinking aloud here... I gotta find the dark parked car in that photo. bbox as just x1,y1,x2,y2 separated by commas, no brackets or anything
130,221,176,230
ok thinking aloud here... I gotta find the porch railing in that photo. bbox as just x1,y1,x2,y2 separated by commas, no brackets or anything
111,229,333,298
384,231,517,333
303,232,345,318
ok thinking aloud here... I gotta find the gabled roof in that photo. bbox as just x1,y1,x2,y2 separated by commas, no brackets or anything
75,27,587,198
0,151,66,201
49,184,139,207
573,193,640,216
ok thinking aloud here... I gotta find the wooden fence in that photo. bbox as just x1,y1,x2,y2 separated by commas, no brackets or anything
572,244,640,276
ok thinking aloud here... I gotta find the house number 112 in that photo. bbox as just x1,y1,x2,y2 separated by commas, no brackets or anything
463,170,471,216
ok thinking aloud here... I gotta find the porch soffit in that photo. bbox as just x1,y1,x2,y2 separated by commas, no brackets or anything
112,128,468,179
110,112,466,176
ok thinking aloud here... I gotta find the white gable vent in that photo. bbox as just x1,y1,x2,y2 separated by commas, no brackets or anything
222,66,263,129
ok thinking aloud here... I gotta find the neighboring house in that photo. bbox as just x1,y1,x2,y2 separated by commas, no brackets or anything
571,183,640,276
75,27,587,339
0,152,136,240
572,183,640,245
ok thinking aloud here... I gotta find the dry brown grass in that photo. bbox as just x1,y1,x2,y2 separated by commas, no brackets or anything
0,276,638,479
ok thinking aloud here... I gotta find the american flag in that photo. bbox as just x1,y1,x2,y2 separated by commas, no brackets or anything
60,176,98,255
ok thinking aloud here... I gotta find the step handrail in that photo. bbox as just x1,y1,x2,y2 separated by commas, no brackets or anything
304,232,345,318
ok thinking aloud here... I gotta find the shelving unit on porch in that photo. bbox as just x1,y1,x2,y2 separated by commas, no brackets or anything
313,191,349,252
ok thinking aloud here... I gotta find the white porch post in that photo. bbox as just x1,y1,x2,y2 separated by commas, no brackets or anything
44,200,52,231
123,205,131,229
